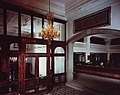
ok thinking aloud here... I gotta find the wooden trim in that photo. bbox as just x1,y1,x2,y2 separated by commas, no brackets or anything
3,8,7,35
18,12,21,36
31,15,33,38
75,65,120,79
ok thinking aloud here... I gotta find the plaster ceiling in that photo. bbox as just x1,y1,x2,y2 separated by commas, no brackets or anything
2,0,95,20
1,0,120,20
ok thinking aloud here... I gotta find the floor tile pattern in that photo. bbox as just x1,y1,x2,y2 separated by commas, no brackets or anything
51,85,90,95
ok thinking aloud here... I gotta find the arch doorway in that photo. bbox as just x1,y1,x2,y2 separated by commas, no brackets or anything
67,28,120,80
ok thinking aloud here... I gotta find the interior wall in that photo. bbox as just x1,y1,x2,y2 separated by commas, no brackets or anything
74,42,106,53
103,2,120,30
66,1,120,81
74,42,120,53
66,1,120,42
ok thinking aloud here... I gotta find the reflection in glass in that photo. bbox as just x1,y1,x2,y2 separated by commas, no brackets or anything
7,10,18,36
39,57,47,77
54,57,65,74
0,9,3,35
33,17,42,38
55,47,64,53
26,57,35,78
26,44,46,53
10,43,19,51
21,14,31,37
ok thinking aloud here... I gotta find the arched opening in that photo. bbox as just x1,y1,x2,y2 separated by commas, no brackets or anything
67,28,120,79
67,28,120,43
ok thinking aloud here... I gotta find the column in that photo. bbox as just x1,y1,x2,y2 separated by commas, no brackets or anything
66,43,73,81
84,36,91,63
105,39,111,63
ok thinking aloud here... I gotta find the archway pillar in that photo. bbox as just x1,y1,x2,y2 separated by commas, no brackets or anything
104,39,111,63
66,43,73,81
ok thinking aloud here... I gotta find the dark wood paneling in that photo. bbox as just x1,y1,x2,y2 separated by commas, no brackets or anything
75,65,120,79
90,37,105,45
111,38,120,45
74,7,111,33
3,9,7,35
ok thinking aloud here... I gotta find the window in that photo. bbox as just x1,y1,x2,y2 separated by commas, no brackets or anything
39,57,47,77
54,57,65,74
7,10,18,36
10,43,19,51
55,47,64,54
53,22,65,41
21,14,31,37
33,17,42,38
26,44,47,53
26,57,35,79
9,57,18,80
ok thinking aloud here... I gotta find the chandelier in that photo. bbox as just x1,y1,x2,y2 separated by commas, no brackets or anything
39,0,60,42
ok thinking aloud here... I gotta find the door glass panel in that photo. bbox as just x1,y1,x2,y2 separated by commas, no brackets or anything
33,17,42,38
54,57,65,74
0,9,3,35
26,57,35,79
39,57,47,77
9,57,18,80
21,14,31,37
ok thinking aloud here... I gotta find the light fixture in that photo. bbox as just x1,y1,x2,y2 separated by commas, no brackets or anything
39,0,60,42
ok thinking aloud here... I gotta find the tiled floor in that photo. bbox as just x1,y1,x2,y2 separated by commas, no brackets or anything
50,73,120,95
50,85,93,95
